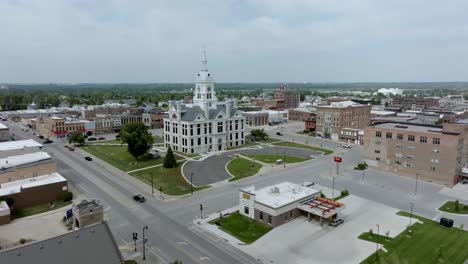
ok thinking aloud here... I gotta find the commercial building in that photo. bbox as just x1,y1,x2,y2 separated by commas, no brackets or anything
391,96,439,110
0,123,10,142
242,111,269,127
0,222,123,264
239,182,345,228
0,139,43,155
316,101,371,141
288,108,315,122
273,86,300,109
94,115,122,134
364,122,464,186
0,172,68,210
163,51,245,154
0,201,10,225
0,151,56,184
339,128,365,145
305,118,316,132
34,116,86,139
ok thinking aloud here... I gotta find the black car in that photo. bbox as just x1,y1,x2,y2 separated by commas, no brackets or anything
133,195,146,203
43,139,53,144
39,135,45,139
276,132,283,136
84,156,92,161
88,137,97,141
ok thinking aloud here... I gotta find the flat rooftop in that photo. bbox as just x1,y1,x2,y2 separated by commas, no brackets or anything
242,182,319,209
317,101,367,108
0,151,51,169
0,139,42,152
371,110,396,115
372,122,455,135
0,172,66,196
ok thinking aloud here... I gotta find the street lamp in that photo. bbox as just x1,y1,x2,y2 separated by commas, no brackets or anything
151,175,154,196
142,226,148,260
190,172,193,195
375,224,380,259
414,173,419,196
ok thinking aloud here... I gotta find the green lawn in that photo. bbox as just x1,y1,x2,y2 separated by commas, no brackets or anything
226,141,259,150
11,200,72,219
92,139,125,145
271,141,333,155
81,144,183,172
243,154,311,163
360,211,468,264
209,211,272,244
438,201,468,214
129,162,208,195
227,158,262,182
175,151,201,158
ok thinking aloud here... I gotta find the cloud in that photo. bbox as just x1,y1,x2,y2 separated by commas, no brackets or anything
0,0,467,83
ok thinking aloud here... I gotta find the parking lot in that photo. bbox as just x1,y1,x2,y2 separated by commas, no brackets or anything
240,195,411,264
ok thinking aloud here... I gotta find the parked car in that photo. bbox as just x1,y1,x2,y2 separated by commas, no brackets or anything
133,195,146,203
43,139,53,144
88,137,97,141
69,147,75,151
84,156,92,161
341,144,352,148
97,137,106,140
329,218,344,227
39,135,44,139
276,132,283,136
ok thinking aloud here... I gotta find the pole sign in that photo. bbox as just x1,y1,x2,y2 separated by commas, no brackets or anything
334,156,342,163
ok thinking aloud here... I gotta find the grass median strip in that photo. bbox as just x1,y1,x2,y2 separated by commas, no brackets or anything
360,211,468,264
129,162,208,195
243,154,311,163
227,158,262,182
209,211,271,244
271,141,333,155
438,200,468,214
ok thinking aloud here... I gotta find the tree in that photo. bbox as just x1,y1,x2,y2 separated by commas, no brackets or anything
163,146,178,168
250,129,268,141
455,200,460,212
68,131,85,146
120,122,154,160
171,260,182,264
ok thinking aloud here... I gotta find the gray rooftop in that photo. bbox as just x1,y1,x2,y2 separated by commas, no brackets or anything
180,104,238,121
373,122,453,135
0,222,123,264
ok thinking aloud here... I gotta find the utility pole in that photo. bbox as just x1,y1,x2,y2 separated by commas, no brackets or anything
283,150,286,168
142,226,148,260
190,172,193,196
409,202,414,226
332,175,335,199
375,224,380,260
200,204,203,219
151,175,154,196
414,173,419,196
362,169,365,183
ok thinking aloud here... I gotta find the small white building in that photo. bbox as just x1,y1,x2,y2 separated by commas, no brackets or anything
239,182,345,227
0,123,10,142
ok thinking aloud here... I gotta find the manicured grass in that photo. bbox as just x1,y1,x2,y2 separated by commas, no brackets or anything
227,158,262,182
243,154,311,164
271,141,333,155
81,144,183,172
210,211,272,244
263,138,281,143
11,200,72,219
360,211,468,264
438,201,468,214
129,162,208,195
92,139,125,145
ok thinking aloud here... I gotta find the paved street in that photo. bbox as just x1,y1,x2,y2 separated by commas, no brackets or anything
5,120,468,263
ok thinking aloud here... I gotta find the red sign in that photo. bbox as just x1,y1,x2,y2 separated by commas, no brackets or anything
334,156,342,163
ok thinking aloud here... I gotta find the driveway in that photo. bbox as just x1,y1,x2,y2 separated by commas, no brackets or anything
183,145,322,187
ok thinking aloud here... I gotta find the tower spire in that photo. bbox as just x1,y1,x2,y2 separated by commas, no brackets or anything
201,48,208,71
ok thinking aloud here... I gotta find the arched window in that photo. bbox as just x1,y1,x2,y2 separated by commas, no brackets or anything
172,114,177,119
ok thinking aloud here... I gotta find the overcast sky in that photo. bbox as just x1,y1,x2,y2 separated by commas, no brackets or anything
0,0,467,83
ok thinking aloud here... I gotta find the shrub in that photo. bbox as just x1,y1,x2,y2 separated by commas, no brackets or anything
355,162,368,170
62,191,73,202
340,189,349,197
320,192,326,198
19,238,26,244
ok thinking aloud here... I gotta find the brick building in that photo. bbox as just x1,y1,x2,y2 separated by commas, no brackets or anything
364,122,464,186
391,96,439,110
316,101,371,141
273,86,300,109
288,108,315,122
